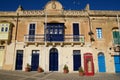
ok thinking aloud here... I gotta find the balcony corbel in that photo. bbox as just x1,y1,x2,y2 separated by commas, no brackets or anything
35,43,38,47
71,43,74,47
60,43,64,47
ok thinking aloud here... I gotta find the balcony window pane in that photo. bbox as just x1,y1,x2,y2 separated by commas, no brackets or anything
1,27,4,32
54,29,57,34
50,29,53,34
59,29,62,34
5,27,8,32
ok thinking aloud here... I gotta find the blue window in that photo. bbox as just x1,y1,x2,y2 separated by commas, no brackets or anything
96,28,102,39
45,23,64,41
28,23,36,41
29,24,35,35
73,23,79,41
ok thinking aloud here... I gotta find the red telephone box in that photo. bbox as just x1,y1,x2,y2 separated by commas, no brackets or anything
84,53,94,76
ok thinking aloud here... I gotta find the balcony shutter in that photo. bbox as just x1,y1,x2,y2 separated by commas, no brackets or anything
113,31,120,44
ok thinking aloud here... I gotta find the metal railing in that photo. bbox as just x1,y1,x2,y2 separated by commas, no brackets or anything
24,34,84,43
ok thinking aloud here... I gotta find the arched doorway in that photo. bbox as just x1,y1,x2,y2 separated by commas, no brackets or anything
31,50,39,71
49,48,58,71
98,52,106,72
73,50,81,71
84,53,94,76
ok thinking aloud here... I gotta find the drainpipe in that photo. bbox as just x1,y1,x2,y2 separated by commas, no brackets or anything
117,15,120,34
88,14,95,42
116,15,120,53
44,10,47,73
15,13,19,40
13,13,19,70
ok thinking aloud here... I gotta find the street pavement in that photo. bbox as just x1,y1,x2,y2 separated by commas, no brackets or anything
0,70,120,80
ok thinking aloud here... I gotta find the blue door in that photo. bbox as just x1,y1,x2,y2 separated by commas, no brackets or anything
15,50,23,70
114,55,120,73
31,50,39,71
98,53,106,72
73,50,81,71
49,48,58,71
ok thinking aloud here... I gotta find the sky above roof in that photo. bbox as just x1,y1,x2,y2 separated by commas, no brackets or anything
0,0,120,11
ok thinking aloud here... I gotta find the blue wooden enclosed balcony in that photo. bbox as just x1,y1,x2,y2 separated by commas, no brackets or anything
24,34,84,46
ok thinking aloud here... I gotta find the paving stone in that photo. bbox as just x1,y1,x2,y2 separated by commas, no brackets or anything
0,70,120,80
0,74,23,80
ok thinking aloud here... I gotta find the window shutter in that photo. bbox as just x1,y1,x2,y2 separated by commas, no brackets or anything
113,31,120,44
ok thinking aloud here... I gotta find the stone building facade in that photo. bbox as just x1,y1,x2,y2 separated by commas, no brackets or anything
0,0,120,75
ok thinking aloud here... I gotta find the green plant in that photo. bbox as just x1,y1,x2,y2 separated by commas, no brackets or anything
63,64,68,70
25,63,31,72
78,67,84,72
63,64,69,73
26,63,31,68
78,67,84,76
